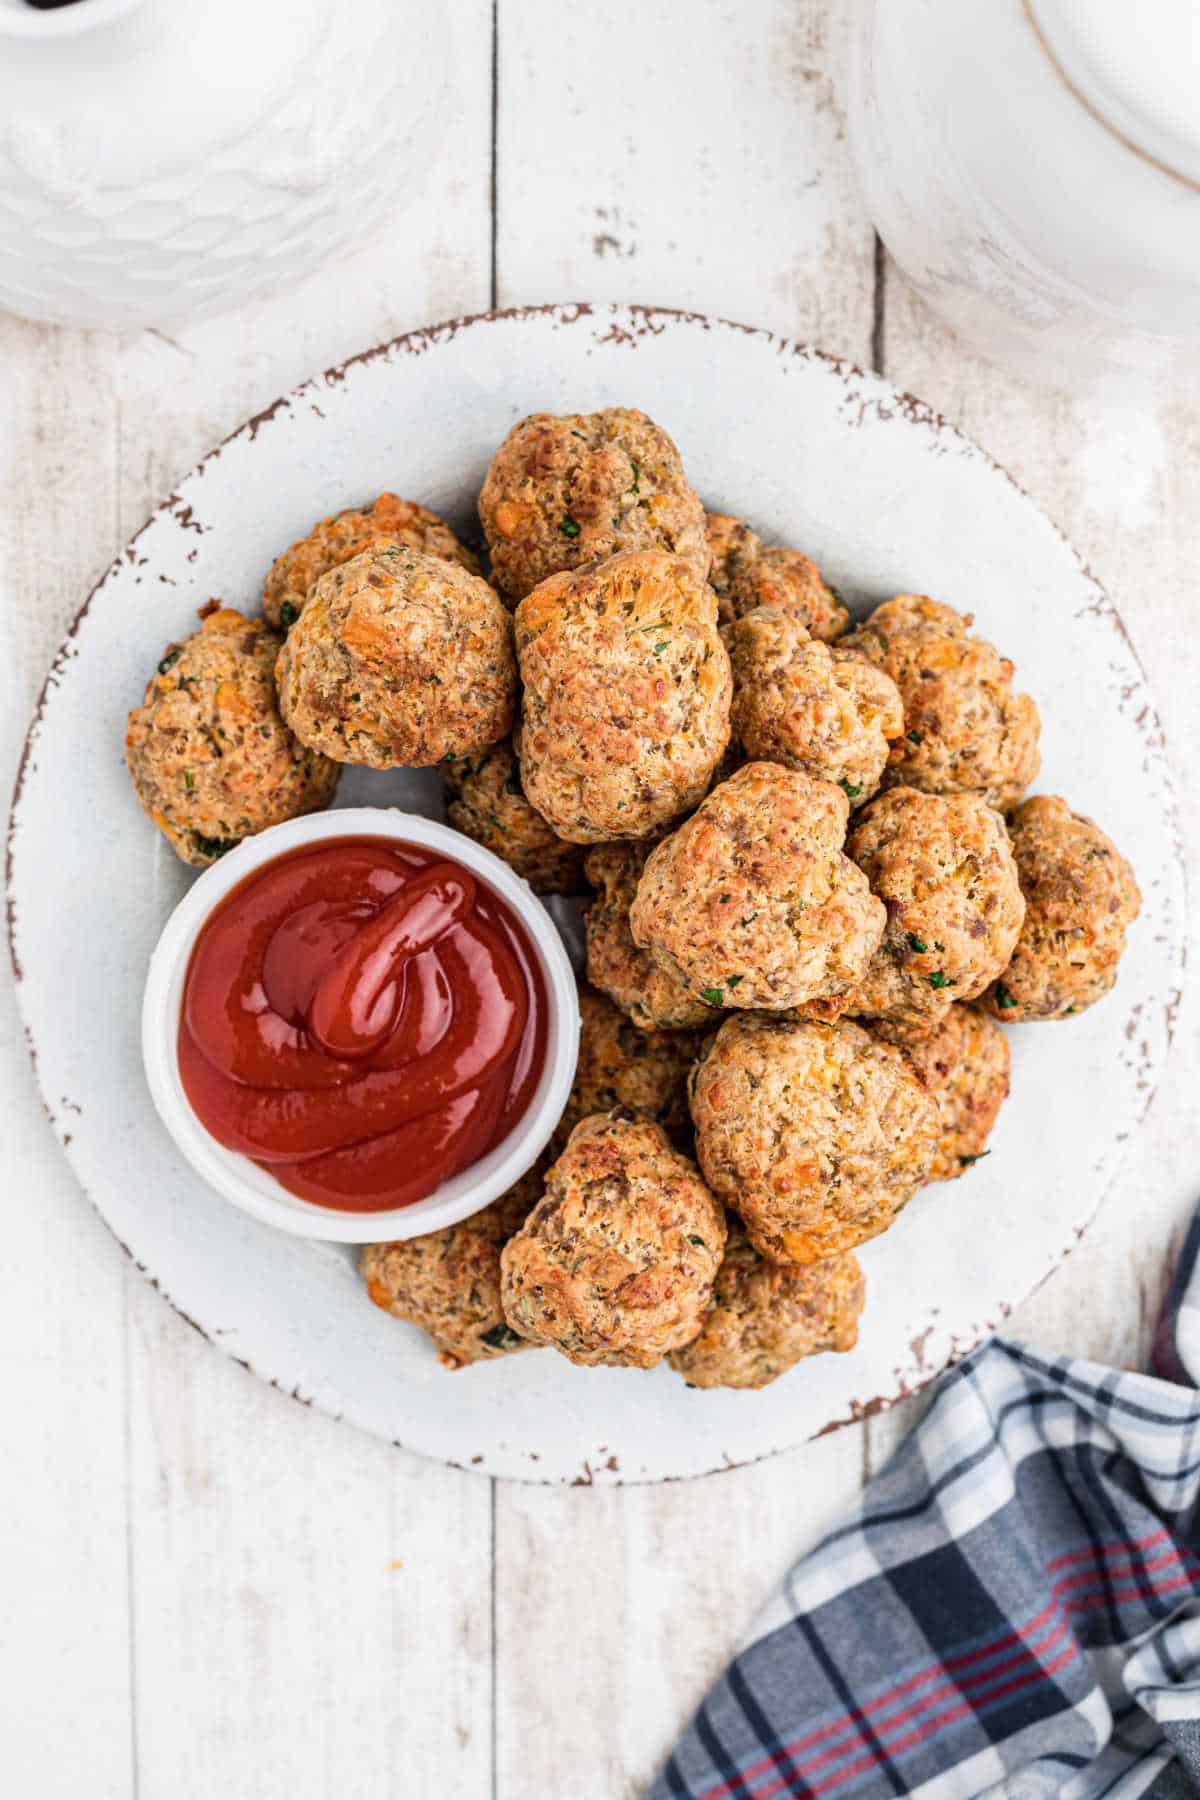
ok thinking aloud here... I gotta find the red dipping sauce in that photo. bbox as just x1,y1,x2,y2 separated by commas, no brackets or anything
178,837,548,1213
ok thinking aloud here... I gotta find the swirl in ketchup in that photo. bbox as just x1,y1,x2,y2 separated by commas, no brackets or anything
178,837,548,1212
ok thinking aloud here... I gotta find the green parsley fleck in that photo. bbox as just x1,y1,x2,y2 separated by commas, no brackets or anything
934,941,946,953
928,971,953,990
182,770,194,792
740,913,758,928
906,729,921,745
995,984,1017,1010
959,1151,991,1166
278,601,299,629
157,649,181,675
719,894,731,904
443,751,456,763
627,459,641,497
839,779,864,801
687,1234,705,1248
489,813,501,829
700,987,725,1008
905,932,928,954
427,673,443,686
559,516,582,539
481,1324,523,1351
653,640,670,655
193,833,236,861
726,974,743,988
746,1071,761,1090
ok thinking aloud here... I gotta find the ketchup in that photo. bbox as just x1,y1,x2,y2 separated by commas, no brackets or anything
179,838,548,1212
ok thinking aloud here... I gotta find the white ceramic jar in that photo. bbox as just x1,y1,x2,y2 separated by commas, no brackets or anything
848,0,1200,389
0,0,448,329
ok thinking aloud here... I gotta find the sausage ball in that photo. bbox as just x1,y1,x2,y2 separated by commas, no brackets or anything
584,841,714,1031
514,549,731,843
844,788,1025,1037
443,741,586,896
629,762,886,1014
500,1113,726,1368
730,605,904,802
276,545,515,769
690,1014,938,1265
982,796,1141,1021
840,595,1040,812
667,1222,865,1389
125,605,339,867
263,492,479,630
360,1174,540,1370
705,512,849,642
892,1006,1011,1181
556,987,703,1151
479,407,707,604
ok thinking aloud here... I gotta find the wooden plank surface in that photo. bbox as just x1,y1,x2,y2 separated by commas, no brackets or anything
0,2,1194,1795
0,326,133,1800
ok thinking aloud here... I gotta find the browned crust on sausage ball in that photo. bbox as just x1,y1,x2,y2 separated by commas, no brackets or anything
556,987,703,1152
359,1173,541,1369
514,549,732,843
479,408,707,604
730,606,904,800
125,605,339,866
499,1113,726,1368
841,594,1040,811
263,492,479,629
275,545,515,769
982,796,1141,1021
629,762,886,1013
890,1006,1011,1181
841,787,1025,1037
705,512,849,642
667,1222,865,1388
584,840,716,1031
689,1014,938,1265
444,741,586,896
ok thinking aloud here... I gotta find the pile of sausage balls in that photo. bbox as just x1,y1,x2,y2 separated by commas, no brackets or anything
126,407,1142,1391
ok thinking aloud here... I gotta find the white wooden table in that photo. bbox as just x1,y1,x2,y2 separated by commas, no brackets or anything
1,6,1196,1795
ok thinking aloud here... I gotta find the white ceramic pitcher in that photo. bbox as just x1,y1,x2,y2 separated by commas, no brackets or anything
0,0,448,329
848,0,1200,390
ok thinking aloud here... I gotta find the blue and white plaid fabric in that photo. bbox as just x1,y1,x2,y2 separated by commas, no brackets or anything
652,1209,1200,1800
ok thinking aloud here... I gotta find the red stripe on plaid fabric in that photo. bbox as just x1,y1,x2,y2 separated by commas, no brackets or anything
778,1576,1199,1800
1066,1571,1195,1616
690,1542,1200,1800
1053,1547,1192,1598
744,1638,1082,1800
691,1596,1075,1800
1043,1528,1171,1574
755,1616,1077,1796
802,1642,1080,1800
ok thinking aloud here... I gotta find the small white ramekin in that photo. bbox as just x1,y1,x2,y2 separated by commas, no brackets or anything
142,807,580,1243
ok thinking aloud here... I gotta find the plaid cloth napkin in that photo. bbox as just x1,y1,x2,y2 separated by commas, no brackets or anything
651,1209,1200,1800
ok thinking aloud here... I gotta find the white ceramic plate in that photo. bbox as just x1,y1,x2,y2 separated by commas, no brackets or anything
7,304,1183,1484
